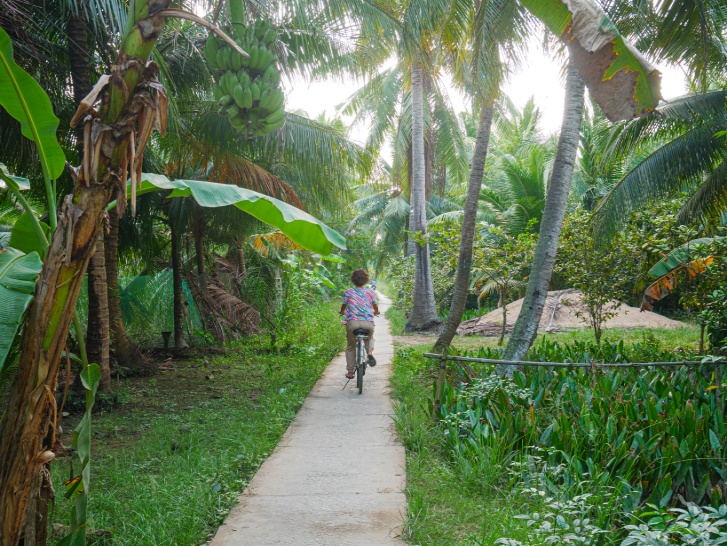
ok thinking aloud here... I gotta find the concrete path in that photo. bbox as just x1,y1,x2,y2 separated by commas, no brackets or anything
210,294,407,545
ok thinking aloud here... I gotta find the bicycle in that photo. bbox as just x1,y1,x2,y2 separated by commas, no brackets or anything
352,327,370,394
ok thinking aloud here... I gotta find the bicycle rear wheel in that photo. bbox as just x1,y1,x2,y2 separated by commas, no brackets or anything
356,339,365,394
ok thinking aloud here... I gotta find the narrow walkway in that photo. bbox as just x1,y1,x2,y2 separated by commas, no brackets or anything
210,294,407,545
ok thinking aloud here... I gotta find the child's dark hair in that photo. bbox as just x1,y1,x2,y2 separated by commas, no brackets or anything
351,268,369,287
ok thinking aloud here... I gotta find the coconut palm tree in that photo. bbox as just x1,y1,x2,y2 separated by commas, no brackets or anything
338,0,477,329
499,0,662,375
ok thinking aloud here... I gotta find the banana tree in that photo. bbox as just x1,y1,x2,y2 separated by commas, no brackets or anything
640,237,718,310
0,3,332,544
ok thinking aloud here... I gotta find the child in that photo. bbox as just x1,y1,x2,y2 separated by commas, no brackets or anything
339,269,379,379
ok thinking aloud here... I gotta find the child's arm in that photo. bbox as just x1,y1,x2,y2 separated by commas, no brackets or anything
373,303,380,316
339,304,346,315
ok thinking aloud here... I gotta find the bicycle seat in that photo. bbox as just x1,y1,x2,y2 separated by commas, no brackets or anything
353,328,370,336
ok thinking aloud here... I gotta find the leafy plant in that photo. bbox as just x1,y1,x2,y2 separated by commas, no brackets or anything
622,504,727,545
134,174,346,256
0,247,42,372
438,338,725,516
557,212,637,343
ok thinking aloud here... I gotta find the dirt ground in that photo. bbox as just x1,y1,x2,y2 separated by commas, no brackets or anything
392,334,437,347
458,289,684,336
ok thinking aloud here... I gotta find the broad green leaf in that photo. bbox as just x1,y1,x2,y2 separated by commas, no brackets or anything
538,423,555,446
710,429,722,451
648,238,717,277
519,0,661,121
0,28,65,180
133,175,346,255
79,363,101,399
321,254,346,264
9,213,50,257
0,247,42,371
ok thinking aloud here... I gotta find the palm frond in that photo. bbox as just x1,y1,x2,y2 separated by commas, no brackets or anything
593,119,727,236
677,158,727,226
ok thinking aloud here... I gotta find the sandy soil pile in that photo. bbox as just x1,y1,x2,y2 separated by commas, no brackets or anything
457,289,684,336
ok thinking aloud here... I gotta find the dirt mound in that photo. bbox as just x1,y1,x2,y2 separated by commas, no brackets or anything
457,289,684,336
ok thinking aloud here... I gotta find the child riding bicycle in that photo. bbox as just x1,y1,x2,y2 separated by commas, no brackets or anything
339,269,379,379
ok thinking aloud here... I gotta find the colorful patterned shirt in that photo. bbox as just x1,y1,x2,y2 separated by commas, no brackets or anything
342,287,377,322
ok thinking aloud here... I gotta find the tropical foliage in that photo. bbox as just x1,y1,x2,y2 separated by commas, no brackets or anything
0,0,726,544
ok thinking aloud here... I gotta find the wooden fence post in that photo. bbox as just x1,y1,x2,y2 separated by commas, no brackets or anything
433,347,447,421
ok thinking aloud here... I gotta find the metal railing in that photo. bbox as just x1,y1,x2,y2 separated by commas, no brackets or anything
423,351,724,418
422,352,723,369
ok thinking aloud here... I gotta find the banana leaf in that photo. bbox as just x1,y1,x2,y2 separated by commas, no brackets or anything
0,247,42,371
648,238,717,278
0,163,30,190
9,213,50,256
130,174,346,255
641,257,714,311
520,0,661,121
0,28,65,180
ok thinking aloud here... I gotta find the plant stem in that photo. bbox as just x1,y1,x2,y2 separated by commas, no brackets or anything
7,184,49,255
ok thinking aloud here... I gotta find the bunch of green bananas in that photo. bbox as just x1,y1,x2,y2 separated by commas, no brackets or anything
205,19,285,140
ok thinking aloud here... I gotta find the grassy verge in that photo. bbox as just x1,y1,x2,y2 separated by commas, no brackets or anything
386,305,408,336
50,301,345,545
391,346,531,544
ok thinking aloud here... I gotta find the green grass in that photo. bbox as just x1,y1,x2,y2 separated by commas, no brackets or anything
50,301,345,546
391,345,533,545
496,325,699,354
386,306,408,336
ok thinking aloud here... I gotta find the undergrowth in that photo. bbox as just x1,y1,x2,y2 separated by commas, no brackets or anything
49,301,345,546
392,336,727,545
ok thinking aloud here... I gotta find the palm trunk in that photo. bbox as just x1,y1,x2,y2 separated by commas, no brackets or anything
405,144,414,257
106,206,152,375
435,105,494,347
499,289,507,346
67,1,91,128
499,61,585,377
86,234,111,393
0,3,171,542
170,221,185,349
405,61,439,331
192,206,208,295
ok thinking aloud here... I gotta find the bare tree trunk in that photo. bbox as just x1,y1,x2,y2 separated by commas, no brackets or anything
406,61,440,331
499,289,507,346
87,234,111,393
67,2,91,115
106,207,152,375
435,105,494,347
170,221,185,350
0,4,171,541
498,61,585,377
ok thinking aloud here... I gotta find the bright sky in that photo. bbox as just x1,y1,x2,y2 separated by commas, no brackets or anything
284,41,689,158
